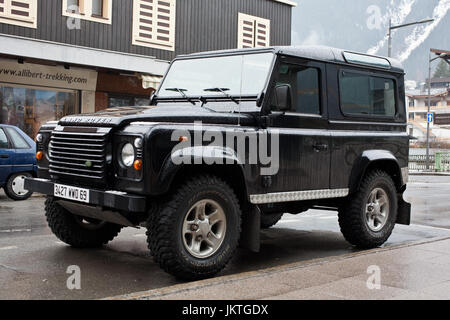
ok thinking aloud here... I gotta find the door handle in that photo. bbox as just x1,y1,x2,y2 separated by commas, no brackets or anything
0,154,9,159
313,144,328,152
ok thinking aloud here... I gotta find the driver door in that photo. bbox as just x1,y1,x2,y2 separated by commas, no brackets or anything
265,59,330,193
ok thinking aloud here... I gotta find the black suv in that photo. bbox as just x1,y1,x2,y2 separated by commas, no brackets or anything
26,46,411,280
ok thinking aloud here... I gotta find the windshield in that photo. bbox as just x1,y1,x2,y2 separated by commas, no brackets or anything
158,52,274,98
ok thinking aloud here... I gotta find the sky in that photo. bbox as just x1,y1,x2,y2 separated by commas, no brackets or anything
290,0,450,82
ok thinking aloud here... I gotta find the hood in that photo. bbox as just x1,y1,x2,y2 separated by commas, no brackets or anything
59,103,260,127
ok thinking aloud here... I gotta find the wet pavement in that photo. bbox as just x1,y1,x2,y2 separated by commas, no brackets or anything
0,175,450,299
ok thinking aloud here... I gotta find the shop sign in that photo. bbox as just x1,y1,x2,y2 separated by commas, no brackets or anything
0,59,98,91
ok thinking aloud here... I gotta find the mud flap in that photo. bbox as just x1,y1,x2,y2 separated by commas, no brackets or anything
240,205,261,253
397,195,411,226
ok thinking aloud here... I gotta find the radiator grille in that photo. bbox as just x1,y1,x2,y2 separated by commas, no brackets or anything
49,129,110,181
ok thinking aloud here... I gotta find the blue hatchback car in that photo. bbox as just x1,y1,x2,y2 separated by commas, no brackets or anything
0,125,37,200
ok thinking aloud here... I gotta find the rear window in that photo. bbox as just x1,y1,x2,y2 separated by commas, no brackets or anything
339,71,396,117
5,127,30,149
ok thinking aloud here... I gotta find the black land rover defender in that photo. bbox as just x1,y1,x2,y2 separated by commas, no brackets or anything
25,46,411,280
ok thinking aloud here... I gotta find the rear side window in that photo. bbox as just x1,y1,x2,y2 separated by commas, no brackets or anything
0,129,8,149
339,71,396,117
5,127,30,149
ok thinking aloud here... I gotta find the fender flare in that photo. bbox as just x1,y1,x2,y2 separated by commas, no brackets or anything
156,145,248,195
348,150,403,194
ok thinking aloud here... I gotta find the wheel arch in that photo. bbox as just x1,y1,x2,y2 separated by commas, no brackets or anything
349,150,404,195
157,146,251,206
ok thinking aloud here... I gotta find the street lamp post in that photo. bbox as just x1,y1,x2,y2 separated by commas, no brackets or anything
426,52,449,170
388,18,434,57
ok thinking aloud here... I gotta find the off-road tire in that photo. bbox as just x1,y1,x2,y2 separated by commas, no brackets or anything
45,196,122,248
146,175,242,280
338,170,398,249
4,172,33,201
261,213,283,229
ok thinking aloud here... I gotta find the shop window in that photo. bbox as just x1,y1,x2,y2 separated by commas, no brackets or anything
108,94,149,108
63,0,112,24
0,84,78,139
238,13,270,49
0,0,37,28
132,0,176,51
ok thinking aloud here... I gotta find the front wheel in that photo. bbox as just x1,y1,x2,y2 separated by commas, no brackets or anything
4,172,33,201
45,197,123,248
338,170,398,249
147,175,242,280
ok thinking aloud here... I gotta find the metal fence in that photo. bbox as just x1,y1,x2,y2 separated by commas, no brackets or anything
409,152,450,172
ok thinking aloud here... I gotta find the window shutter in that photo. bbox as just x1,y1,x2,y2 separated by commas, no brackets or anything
133,0,176,51
0,0,37,28
238,13,270,49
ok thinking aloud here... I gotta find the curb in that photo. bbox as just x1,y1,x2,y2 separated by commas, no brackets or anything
103,236,450,300
409,172,450,176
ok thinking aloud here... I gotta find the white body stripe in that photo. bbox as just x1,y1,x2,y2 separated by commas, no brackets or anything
250,188,349,204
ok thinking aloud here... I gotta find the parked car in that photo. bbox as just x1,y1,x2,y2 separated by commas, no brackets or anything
25,46,411,280
0,125,37,200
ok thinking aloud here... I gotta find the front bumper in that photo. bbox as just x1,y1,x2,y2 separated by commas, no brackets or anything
24,178,147,213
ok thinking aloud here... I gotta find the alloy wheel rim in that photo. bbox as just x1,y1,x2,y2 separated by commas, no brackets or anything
182,199,227,259
365,188,390,232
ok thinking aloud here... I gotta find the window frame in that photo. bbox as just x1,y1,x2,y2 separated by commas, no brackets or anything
62,0,112,24
0,0,37,28
338,68,398,120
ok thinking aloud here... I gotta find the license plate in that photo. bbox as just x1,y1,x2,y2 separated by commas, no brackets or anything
54,184,90,203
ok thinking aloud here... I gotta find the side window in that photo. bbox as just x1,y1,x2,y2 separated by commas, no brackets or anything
0,129,9,149
5,128,30,149
340,71,396,117
273,64,321,115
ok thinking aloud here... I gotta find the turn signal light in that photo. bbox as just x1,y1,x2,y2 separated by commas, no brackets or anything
36,151,44,161
133,159,143,171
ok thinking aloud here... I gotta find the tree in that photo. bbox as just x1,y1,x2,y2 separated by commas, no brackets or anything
433,59,450,78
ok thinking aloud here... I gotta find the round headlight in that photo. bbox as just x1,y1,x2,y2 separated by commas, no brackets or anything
121,143,135,167
36,134,43,143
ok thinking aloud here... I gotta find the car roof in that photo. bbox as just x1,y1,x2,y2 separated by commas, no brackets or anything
177,45,404,74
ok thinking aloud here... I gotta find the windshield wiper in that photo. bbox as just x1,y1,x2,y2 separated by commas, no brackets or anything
165,88,196,105
203,88,239,105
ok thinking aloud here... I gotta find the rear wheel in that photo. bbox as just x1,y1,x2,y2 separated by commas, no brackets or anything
45,197,122,248
147,175,241,280
4,172,33,201
338,170,398,249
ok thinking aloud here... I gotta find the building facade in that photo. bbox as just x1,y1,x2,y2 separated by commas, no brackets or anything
0,0,295,138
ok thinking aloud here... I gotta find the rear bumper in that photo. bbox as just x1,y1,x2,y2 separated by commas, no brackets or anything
24,178,147,213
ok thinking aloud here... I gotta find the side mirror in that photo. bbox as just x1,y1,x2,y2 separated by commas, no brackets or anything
150,93,157,106
274,84,292,112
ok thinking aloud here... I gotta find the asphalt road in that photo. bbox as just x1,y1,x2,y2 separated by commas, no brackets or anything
0,175,450,300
